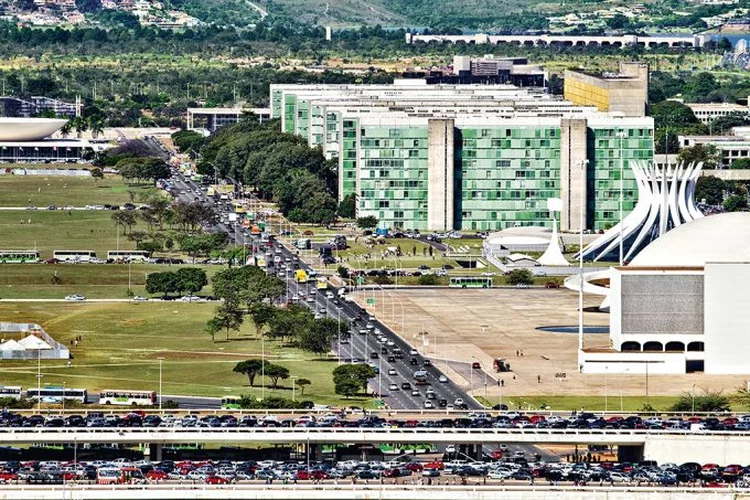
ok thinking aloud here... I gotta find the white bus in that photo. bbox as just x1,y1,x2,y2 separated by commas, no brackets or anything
0,386,22,400
26,386,88,403
107,250,150,262
0,250,40,263
99,389,156,406
53,250,97,262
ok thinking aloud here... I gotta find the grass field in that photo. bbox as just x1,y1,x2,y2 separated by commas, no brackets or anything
0,210,138,259
0,302,359,406
0,173,153,207
0,263,217,299
475,395,750,413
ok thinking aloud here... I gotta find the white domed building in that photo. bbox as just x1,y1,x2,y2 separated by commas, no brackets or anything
0,117,96,162
582,212,750,375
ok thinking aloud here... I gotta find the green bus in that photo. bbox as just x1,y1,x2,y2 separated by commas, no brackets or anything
221,395,243,410
449,276,492,288
0,250,40,263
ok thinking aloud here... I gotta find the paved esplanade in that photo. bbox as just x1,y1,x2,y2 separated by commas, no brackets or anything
0,484,744,500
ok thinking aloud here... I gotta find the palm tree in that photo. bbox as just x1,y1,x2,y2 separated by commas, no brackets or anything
88,116,104,139
72,116,88,139
59,120,72,138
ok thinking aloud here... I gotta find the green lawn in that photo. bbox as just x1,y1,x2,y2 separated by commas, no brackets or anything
0,263,218,299
475,395,750,413
0,210,138,259
0,172,153,207
0,302,360,406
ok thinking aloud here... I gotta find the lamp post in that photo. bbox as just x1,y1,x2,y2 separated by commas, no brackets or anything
617,130,627,266
37,349,42,412
158,357,164,412
261,334,266,401
604,367,608,413
576,159,589,366
291,376,298,402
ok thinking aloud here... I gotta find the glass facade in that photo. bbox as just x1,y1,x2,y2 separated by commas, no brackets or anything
457,126,560,231
588,126,654,231
357,126,430,229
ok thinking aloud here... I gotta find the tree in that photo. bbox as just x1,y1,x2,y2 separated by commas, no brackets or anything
90,167,104,182
264,363,290,389
730,158,750,170
335,379,361,398
205,317,222,343
212,303,244,341
418,274,439,285
507,268,534,286
75,0,102,13
175,267,208,294
337,193,356,219
695,176,726,205
233,359,268,386
145,271,179,297
333,363,376,392
677,144,721,169
297,317,340,355
248,302,276,334
337,265,349,279
295,378,311,395
357,216,378,229
606,13,629,30
670,389,730,412
723,194,747,212
111,210,136,234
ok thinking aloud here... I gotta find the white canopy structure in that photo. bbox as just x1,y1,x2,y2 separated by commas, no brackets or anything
18,335,52,350
580,161,704,262
0,340,26,351
538,218,570,267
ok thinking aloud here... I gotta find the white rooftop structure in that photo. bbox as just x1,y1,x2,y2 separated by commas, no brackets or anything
0,340,25,351
538,220,570,267
630,212,750,267
18,335,51,350
0,118,68,141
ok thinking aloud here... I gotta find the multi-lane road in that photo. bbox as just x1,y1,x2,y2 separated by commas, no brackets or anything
166,168,478,411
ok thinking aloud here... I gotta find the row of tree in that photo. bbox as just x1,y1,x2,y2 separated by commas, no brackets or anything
181,118,339,224
145,268,208,297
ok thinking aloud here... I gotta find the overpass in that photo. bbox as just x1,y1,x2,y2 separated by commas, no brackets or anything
3,427,750,464
405,33,709,49
0,484,745,500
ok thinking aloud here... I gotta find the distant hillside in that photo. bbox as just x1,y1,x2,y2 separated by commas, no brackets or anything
258,0,536,29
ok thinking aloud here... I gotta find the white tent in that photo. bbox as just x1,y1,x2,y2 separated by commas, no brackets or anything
538,218,570,267
18,335,51,350
0,339,26,351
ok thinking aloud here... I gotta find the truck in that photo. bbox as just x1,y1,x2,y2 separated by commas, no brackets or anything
493,358,511,372
295,269,309,284
316,277,328,290
295,238,311,250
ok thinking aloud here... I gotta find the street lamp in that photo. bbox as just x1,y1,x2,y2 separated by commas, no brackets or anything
62,381,66,413
36,349,42,412
291,376,298,402
576,159,589,365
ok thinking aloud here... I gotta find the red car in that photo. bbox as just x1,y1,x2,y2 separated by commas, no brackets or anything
424,461,444,470
205,475,231,484
404,462,423,472
146,470,168,480
0,471,18,482
490,449,504,460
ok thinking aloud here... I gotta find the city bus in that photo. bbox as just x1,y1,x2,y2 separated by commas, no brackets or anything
26,386,88,403
448,276,493,288
295,269,308,284
0,250,40,263
295,238,311,250
106,250,150,262
316,277,328,290
99,390,156,406
53,250,97,263
0,386,22,400
221,396,242,410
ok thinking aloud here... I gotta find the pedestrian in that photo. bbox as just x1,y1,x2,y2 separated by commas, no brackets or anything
516,350,519,357
537,375,541,383
501,379,505,387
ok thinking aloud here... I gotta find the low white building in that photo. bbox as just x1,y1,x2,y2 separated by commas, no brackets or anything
581,212,750,374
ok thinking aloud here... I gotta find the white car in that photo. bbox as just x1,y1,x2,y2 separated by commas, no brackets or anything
132,296,148,302
178,295,201,302
387,369,397,376
424,400,434,409
64,294,86,301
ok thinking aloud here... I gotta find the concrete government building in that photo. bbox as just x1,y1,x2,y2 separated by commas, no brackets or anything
582,213,750,375
271,79,654,232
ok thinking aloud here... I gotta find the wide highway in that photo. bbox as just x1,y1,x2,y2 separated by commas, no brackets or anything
167,168,479,411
